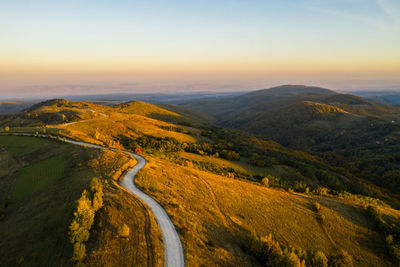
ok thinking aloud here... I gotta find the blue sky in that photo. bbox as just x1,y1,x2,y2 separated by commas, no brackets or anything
0,0,399,97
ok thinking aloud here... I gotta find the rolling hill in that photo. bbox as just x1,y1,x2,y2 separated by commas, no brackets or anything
1,97,400,266
176,85,400,203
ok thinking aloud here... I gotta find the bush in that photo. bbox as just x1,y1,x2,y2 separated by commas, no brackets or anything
90,177,104,211
314,202,321,212
389,244,400,264
72,242,86,262
183,161,193,168
317,214,325,223
92,191,104,211
312,251,328,267
386,234,393,245
329,249,353,267
244,233,310,267
69,190,94,244
262,177,269,187
315,187,328,196
69,220,90,244
118,224,130,237
90,177,102,193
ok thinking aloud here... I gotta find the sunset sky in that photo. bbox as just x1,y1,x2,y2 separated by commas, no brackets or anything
1,0,400,98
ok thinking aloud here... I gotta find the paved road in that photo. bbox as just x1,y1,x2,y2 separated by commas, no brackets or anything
4,133,185,267
60,110,107,126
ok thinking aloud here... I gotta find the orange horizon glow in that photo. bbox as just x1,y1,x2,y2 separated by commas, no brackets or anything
1,0,400,94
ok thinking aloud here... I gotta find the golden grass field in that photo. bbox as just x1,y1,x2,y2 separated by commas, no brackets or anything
85,180,164,267
59,112,196,145
136,155,400,266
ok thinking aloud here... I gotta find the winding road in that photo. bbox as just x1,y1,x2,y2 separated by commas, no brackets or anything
4,132,185,266
58,109,184,266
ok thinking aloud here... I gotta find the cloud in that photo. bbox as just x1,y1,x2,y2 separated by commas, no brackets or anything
306,0,400,30
376,0,400,25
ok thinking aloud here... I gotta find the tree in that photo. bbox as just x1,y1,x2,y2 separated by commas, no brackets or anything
135,147,142,154
118,224,130,237
69,190,94,243
329,249,353,267
90,177,103,211
262,177,269,187
312,251,328,267
183,161,193,168
72,242,86,262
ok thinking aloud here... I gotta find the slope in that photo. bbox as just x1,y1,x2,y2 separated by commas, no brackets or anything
178,85,400,205
0,136,163,266
135,154,399,266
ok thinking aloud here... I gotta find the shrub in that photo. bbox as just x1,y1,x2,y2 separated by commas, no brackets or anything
284,250,302,267
118,224,130,237
134,147,142,154
262,177,269,187
389,244,400,264
149,186,159,193
183,161,193,168
314,202,321,212
315,187,328,196
90,177,104,211
69,220,90,244
312,251,328,267
244,233,311,267
329,249,353,267
317,214,325,223
72,242,86,262
92,191,104,211
386,234,394,245
90,177,103,193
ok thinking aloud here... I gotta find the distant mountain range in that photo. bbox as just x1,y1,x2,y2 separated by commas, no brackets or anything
350,90,400,106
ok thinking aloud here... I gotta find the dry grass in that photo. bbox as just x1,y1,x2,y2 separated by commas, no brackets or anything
176,151,267,175
136,155,400,266
59,112,196,145
85,183,164,267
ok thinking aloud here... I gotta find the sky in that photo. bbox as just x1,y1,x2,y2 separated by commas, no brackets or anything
1,0,400,98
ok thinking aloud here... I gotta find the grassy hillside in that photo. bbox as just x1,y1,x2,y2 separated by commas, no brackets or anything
1,97,391,199
158,103,216,124
0,136,163,266
1,97,400,266
113,100,182,121
136,155,399,266
0,136,95,266
178,86,400,206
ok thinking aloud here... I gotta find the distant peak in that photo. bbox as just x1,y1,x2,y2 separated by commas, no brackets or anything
27,98,72,111
244,85,338,98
